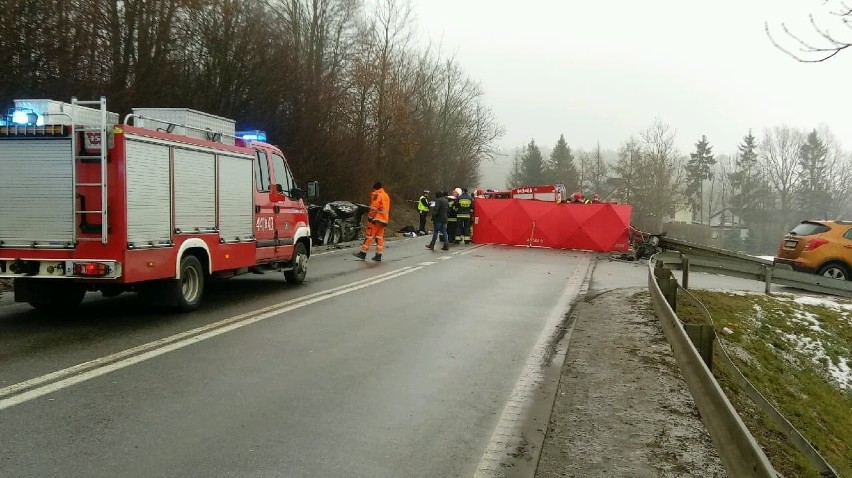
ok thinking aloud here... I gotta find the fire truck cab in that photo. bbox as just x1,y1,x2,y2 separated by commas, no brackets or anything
0,97,315,311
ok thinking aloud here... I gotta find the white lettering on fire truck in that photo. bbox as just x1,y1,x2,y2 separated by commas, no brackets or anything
83,131,102,150
256,216,274,231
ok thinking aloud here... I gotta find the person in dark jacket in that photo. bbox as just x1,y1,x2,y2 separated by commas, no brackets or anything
446,189,458,244
426,191,450,251
455,188,473,244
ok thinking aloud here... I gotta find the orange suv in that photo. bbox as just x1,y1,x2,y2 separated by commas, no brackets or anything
775,220,852,280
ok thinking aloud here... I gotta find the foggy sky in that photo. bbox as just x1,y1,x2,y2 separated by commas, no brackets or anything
412,0,852,165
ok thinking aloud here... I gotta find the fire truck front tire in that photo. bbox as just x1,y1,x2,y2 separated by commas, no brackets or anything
284,242,308,284
172,255,205,312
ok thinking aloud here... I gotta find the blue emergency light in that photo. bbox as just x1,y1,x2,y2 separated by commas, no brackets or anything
237,130,267,142
10,109,41,126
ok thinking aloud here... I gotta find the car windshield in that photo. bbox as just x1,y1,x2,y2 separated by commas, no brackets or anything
789,222,830,236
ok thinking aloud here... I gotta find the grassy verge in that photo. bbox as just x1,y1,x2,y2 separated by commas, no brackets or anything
674,290,851,477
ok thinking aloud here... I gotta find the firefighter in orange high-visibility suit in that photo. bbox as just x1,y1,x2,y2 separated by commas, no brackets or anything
353,181,391,261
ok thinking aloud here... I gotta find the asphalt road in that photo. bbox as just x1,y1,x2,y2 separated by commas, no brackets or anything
0,238,592,478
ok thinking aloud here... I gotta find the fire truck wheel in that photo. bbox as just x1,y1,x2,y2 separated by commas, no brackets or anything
284,242,308,284
174,255,205,311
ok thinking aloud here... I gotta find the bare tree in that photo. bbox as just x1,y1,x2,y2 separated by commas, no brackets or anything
706,154,733,225
831,151,852,219
584,142,610,196
0,0,504,210
368,0,414,178
642,120,683,228
760,126,804,217
815,125,852,219
613,119,683,231
766,1,852,62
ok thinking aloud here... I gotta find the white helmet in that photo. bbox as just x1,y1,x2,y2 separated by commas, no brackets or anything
454,187,462,197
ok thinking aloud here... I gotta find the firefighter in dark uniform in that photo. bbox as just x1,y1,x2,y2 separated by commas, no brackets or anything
446,189,458,244
456,188,473,244
417,189,430,235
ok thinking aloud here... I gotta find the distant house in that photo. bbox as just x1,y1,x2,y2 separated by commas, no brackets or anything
664,205,748,249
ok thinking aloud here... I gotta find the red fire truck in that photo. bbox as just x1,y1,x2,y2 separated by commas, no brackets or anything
0,97,315,311
510,184,567,202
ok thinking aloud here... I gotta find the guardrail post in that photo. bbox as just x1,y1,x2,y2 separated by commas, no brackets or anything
654,264,678,313
684,324,715,371
682,256,690,289
763,265,772,295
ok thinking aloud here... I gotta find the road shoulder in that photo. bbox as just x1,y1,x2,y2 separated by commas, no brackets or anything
535,287,727,477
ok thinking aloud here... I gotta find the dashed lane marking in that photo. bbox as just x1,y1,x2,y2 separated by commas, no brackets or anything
0,267,421,411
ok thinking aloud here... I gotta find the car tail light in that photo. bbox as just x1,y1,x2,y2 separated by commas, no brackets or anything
803,238,829,251
73,262,110,277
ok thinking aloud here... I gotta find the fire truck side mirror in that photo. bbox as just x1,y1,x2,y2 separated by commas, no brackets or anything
306,181,319,199
269,184,284,202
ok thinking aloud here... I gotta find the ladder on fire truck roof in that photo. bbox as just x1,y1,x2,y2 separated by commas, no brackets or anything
71,96,109,245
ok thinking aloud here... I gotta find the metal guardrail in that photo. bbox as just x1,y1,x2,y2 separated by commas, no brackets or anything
658,236,852,298
647,262,781,477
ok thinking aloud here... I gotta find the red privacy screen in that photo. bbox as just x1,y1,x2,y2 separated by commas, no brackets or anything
472,199,631,252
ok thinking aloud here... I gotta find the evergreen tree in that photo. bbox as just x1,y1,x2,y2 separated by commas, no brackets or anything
507,139,545,187
685,135,716,223
797,129,830,218
729,130,777,253
545,134,579,191
507,151,523,188
729,130,760,214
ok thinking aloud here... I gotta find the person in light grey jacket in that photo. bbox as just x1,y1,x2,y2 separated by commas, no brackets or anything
426,191,449,251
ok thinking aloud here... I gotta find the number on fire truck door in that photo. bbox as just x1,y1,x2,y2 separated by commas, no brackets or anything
253,149,276,248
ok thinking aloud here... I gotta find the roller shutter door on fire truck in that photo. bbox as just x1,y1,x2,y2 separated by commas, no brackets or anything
217,155,254,242
0,139,74,246
126,140,171,247
173,148,216,233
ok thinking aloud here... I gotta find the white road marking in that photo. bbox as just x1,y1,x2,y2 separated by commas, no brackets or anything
474,256,592,476
0,267,421,411
453,244,486,256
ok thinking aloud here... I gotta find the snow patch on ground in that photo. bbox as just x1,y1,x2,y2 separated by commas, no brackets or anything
791,310,826,334
793,295,852,313
752,303,765,322
711,290,851,391
782,334,851,390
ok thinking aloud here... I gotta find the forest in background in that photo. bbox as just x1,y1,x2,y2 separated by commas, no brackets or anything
3,0,850,253
0,0,502,203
